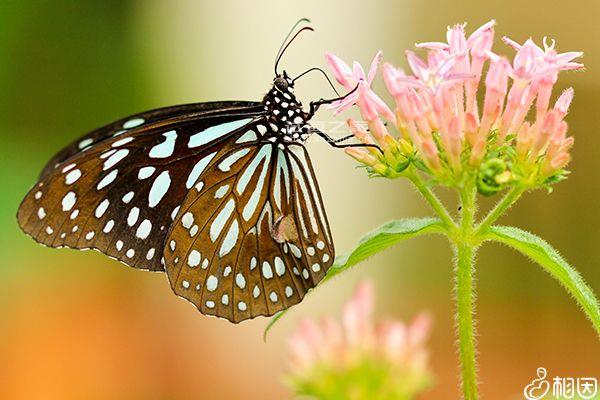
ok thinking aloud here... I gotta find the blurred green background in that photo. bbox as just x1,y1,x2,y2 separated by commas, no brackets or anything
1,1,599,399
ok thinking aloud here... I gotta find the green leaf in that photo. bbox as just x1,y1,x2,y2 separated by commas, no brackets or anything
264,218,445,340
486,225,600,336
323,217,445,283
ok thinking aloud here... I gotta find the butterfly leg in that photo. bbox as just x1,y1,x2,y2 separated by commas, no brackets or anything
307,84,359,119
329,134,355,143
311,128,383,153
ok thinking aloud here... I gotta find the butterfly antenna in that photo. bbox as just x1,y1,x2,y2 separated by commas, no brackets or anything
293,67,340,97
276,18,311,60
274,24,314,75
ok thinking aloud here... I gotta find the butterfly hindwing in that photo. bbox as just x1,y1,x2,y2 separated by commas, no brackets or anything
165,133,335,322
18,108,262,271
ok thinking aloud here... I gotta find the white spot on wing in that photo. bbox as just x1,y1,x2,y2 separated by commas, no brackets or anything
289,244,302,258
188,250,201,267
65,169,82,185
97,170,118,190
236,145,271,195
146,248,155,260
95,199,109,218
127,207,140,226
274,257,285,276
103,149,129,170
122,191,134,203
148,171,171,207
206,275,218,291
112,137,134,147
182,212,194,229
62,163,76,173
210,198,235,242
214,185,229,199
138,166,155,180
242,149,272,221
219,220,239,257
270,292,278,303
149,131,177,158
136,219,152,239
262,261,273,279
103,220,114,233
235,273,246,289
188,118,253,148
236,130,257,144
218,148,250,172
61,192,77,211
122,118,145,129
78,138,93,149
186,152,217,189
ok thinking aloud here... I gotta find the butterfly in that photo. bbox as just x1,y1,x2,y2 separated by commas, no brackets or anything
17,19,376,323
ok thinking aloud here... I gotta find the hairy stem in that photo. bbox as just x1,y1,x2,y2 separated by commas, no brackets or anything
407,169,457,231
476,186,524,235
454,183,479,400
455,241,479,400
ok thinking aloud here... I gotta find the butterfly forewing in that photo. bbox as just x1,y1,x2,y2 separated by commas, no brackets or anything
165,134,335,322
18,107,262,271
39,101,261,179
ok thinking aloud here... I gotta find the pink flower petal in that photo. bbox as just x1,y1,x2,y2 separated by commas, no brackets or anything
415,41,449,51
343,280,375,344
325,52,353,89
367,51,383,83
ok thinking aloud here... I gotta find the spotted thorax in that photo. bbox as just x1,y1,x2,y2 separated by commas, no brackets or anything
263,71,312,147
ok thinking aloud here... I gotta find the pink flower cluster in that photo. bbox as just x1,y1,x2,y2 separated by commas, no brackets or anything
326,21,582,180
288,281,431,376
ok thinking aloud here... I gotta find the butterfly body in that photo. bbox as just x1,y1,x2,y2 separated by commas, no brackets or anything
18,73,336,322
262,72,312,146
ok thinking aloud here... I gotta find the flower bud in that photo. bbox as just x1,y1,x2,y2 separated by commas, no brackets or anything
476,158,511,196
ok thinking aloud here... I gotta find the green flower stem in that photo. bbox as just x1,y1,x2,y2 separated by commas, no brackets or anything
406,169,457,231
475,185,525,235
454,241,479,400
460,184,477,230
453,184,479,400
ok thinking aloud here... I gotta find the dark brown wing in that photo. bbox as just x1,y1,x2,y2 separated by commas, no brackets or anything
18,106,263,271
165,141,335,322
40,101,260,179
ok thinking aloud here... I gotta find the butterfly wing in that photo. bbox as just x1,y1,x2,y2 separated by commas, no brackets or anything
40,101,260,179
165,140,335,322
18,105,263,272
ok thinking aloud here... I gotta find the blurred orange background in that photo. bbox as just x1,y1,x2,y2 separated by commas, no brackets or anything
1,1,599,399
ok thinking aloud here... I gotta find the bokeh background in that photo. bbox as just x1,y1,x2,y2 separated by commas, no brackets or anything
1,1,599,399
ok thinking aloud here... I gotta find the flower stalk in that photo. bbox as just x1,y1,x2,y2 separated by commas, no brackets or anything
405,167,457,231
476,185,525,235
454,241,478,400
454,183,479,399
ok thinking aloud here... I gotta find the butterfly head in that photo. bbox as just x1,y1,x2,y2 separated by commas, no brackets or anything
273,71,294,94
